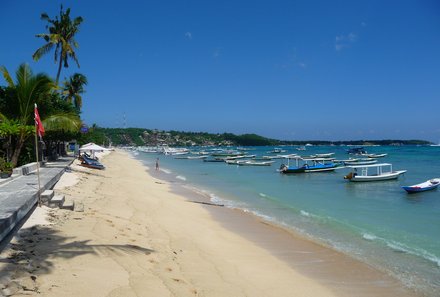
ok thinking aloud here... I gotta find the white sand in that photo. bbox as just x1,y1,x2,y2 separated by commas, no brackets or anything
0,150,420,297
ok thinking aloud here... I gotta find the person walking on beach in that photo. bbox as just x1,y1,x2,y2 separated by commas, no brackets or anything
155,158,160,171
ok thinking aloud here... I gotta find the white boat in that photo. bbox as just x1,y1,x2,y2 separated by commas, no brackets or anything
344,163,406,182
344,159,378,166
237,160,275,166
186,155,208,160
364,153,388,158
313,152,335,158
269,148,287,154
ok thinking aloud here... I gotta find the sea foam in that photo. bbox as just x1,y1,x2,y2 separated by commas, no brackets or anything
176,175,187,181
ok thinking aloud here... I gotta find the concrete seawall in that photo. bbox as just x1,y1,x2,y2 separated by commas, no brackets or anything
0,157,73,243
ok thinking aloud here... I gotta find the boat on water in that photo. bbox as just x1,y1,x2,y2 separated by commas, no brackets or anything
344,163,406,182
313,152,335,158
175,155,208,160
211,151,243,157
279,157,340,173
346,147,367,155
225,154,256,160
402,178,440,193
237,160,275,166
269,148,287,154
344,159,378,166
203,158,226,162
364,153,388,158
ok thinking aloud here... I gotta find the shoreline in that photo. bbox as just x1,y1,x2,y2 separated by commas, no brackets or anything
0,150,423,296
147,154,424,297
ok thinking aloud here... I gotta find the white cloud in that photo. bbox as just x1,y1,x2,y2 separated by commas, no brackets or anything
348,33,357,42
335,32,357,51
185,32,192,40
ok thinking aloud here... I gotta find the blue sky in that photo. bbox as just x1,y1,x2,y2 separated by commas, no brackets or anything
1,0,440,141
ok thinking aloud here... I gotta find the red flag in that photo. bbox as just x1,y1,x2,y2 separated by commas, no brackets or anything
34,104,45,137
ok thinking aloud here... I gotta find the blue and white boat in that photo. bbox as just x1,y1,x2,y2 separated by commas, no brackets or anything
402,178,440,193
280,157,340,173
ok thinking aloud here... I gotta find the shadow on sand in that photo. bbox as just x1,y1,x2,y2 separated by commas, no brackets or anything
0,224,154,294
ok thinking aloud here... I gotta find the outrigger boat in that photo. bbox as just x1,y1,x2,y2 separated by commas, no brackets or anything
344,163,406,182
364,153,388,158
238,160,275,166
343,159,378,166
402,178,440,193
279,157,340,173
346,147,367,155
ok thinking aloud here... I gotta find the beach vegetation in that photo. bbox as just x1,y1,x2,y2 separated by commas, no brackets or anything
32,5,83,85
62,73,87,111
0,157,13,177
0,64,81,166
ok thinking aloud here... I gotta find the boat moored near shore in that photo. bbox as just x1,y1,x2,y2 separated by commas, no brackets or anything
344,163,406,182
402,178,440,193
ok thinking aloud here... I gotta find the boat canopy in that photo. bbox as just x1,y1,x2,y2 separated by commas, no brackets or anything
348,163,391,169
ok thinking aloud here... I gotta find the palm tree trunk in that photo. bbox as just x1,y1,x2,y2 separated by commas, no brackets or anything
10,133,27,167
55,57,63,85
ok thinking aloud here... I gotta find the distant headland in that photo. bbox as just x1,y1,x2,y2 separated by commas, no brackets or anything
80,127,432,147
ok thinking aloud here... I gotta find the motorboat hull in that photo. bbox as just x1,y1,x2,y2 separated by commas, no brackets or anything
402,179,440,193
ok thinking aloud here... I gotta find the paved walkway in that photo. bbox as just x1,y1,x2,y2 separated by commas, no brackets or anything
0,157,74,243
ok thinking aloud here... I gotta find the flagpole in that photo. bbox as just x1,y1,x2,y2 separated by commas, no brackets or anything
34,104,42,207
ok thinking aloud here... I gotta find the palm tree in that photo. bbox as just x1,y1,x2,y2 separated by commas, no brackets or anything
63,73,87,110
32,5,83,85
0,64,81,167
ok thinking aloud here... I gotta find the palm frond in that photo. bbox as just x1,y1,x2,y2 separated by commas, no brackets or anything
43,113,81,132
0,66,15,87
32,43,54,61
40,12,50,21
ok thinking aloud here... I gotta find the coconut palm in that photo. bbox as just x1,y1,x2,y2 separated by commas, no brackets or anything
32,5,83,85
0,64,81,167
63,73,87,110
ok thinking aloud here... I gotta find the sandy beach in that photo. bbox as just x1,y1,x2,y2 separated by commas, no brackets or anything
0,150,421,297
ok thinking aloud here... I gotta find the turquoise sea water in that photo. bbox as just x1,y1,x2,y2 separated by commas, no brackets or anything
133,146,440,296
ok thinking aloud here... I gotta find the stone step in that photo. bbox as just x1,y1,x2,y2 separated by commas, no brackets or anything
40,190,54,204
60,198,75,211
48,195,65,208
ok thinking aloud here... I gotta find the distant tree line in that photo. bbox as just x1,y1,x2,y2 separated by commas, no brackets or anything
79,127,432,147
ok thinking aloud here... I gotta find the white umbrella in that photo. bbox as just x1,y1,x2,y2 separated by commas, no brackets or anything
79,143,110,158
79,143,109,151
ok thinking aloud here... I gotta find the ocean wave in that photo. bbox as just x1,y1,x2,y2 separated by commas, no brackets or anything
160,169,172,174
300,210,310,217
176,175,186,181
362,233,377,241
245,209,276,222
385,241,440,267
209,193,244,209
258,193,279,202
360,233,440,268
